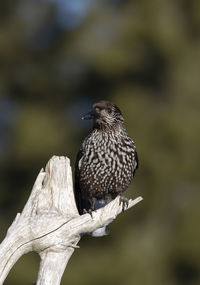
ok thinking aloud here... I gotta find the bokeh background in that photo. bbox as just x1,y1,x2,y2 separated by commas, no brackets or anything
1,0,200,284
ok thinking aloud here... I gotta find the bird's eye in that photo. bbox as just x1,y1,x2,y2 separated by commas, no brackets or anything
95,107,100,112
107,108,112,114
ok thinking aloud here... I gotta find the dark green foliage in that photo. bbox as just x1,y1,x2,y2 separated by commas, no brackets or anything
1,0,200,284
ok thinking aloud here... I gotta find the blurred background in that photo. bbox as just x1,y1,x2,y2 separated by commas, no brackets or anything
0,0,200,284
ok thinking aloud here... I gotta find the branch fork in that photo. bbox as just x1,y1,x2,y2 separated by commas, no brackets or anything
0,156,143,285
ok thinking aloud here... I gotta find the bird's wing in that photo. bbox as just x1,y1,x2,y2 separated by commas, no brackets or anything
74,148,84,214
135,150,139,170
74,147,90,214
132,149,138,178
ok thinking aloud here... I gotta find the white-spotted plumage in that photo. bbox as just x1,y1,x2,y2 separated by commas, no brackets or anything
78,127,137,199
75,100,138,236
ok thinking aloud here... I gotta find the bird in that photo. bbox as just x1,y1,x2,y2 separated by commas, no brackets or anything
75,100,138,236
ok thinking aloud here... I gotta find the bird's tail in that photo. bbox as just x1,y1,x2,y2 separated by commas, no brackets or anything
89,225,109,237
89,199,111,237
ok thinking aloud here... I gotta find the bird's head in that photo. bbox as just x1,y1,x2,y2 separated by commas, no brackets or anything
82,100,124,129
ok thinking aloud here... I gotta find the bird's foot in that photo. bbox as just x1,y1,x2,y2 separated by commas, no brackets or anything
119,196,129,212
83,208,94,218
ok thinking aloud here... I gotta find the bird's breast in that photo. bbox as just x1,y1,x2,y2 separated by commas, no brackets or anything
78,131,136,199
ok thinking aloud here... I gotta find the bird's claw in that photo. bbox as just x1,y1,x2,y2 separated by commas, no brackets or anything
119,196,129,212
83,208,93,218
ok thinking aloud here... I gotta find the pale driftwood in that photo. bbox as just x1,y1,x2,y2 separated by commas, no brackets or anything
0,156,143,285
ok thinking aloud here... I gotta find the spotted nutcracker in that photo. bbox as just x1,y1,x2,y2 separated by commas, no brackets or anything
75,100,138,236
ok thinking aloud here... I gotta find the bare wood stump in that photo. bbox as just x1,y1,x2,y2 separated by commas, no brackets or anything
0,156,143,285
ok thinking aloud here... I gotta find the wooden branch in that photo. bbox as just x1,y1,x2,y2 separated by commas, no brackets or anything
0,156,143,285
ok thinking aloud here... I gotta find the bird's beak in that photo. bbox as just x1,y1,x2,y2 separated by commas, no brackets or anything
81,109,100,120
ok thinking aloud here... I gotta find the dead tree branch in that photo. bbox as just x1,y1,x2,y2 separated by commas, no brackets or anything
0,156,143,285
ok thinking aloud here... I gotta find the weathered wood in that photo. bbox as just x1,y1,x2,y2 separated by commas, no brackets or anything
0,156,143,285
